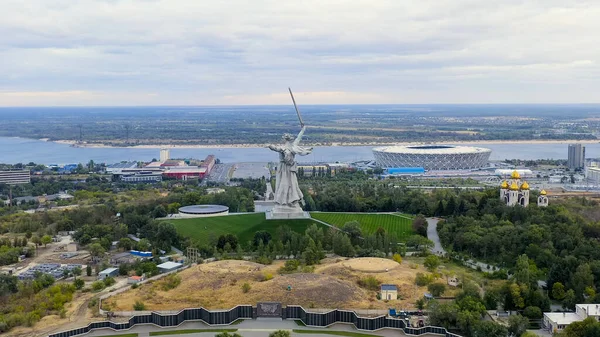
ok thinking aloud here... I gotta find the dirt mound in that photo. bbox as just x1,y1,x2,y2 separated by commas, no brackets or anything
198,260,265,273
341,257,400,272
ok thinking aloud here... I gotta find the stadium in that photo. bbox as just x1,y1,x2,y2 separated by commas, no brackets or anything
372,145,492,171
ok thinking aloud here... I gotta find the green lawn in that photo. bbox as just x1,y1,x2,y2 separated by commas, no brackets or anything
150,329,237,336
166,213,326,245
310,212,414,240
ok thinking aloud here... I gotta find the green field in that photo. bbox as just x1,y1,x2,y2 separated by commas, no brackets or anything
167,213,325,245
150,329,237,336
310,212,414,240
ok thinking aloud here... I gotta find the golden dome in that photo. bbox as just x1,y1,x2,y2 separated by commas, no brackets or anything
510,182,519,190
521,181,530,190
511,170,521,179
540,189,547,195
501,181,508,189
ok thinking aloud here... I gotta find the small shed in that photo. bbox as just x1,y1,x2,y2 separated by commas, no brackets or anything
98,267,119,280
157,261,183,273
66,243,79,252
380,284,398,301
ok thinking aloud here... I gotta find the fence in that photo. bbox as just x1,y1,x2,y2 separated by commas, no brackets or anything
49,304,462,337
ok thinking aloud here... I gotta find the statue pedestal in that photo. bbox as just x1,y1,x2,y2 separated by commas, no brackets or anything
266,205,310,220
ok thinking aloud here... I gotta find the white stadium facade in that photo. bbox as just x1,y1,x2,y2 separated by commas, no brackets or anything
373,145,492,171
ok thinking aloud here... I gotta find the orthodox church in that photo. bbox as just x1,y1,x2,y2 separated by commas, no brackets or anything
500,170,548,207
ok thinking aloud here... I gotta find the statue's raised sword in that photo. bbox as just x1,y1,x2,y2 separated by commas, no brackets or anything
288,87,305,128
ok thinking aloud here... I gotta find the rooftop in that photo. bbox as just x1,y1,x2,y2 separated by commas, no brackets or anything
157,261,183,270
381,284,397,291
577,304,600,317
99,267,118,274
544,312,582,325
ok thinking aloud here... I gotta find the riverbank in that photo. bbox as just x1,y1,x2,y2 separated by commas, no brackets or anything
53,139,600,149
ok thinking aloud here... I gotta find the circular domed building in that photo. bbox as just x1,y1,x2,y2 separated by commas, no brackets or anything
178,204,229,218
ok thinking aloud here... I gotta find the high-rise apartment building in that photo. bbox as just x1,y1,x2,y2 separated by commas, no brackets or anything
568,144,585,170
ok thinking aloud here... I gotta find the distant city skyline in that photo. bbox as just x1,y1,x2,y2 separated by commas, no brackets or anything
1,0,599,106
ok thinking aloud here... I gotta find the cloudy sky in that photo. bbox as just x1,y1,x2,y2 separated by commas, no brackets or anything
0,0,599,106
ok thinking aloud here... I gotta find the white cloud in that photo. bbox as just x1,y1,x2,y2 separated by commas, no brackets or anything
0,0,599,105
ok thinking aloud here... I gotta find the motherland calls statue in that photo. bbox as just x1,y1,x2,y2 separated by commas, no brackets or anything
268,126,312,211
266,89,312,219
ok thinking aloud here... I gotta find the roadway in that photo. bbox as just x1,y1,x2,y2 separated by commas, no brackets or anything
83,318,442,337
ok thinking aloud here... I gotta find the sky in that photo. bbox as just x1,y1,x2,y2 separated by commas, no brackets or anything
0,0,599,106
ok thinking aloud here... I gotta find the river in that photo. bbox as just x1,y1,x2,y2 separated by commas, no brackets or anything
2,137,599,165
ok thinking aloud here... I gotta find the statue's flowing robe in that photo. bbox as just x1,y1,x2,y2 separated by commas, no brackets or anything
271,142,311,206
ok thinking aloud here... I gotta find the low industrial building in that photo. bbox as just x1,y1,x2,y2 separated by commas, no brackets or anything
543,304,600,333
380,284,398,301
98,267,119,280
157,261,183,273
106,161,138,174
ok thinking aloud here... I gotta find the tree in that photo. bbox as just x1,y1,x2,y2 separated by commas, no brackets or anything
457,310,481,335
424,255,440,272
41,235,52,248
151,205,167,218
269,330,290,337
412,215,428,237
118,238,133,251
253,231,272,247
522,306,542,319
72,267,82,280
428,301,459,328
31,235,41,246
514,254,531,286
563,289,577,311
428,283,446,297
88,243,106,258
552,282,566,300
561,317,600,337
472,321,508,337
415,298,426,310
302,238,324,265
572,263,594,301
86,265,92,276
341,221,362,245
508,314,529,337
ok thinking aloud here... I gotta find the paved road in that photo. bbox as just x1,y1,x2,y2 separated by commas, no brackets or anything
84,318,443,337
426,217,446,255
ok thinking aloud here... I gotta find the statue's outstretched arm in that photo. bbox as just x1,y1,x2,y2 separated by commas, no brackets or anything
268,144,283,153
294,126,307,146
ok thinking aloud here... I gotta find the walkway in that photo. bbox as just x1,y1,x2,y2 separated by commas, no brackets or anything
426,217,446,255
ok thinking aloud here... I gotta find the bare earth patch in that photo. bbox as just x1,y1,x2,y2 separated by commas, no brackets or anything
109,257,429,312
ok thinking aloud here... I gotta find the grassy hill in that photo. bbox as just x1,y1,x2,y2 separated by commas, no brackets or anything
310,212,414,240
167,213,325,245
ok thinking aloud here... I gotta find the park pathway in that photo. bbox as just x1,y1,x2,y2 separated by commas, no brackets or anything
426,217,446,255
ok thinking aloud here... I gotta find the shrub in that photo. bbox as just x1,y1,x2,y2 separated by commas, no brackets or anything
423,255,440,272
262,272,273,281
357,276,381,291
242,282,251,293
409,263,418,269
73,278,85,290
415,273,433,286
301,265,315,273
88,298,98,308
392,253,402,264
131,283,139,289
427,283,446,297
160,274,182,291
278,259,300,274
255,255,272,265
133,301,146,311
103,277,116,287
269,330,291,337
91,281,105,291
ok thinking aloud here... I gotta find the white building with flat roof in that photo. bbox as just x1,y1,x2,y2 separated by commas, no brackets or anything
543,304,600,333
